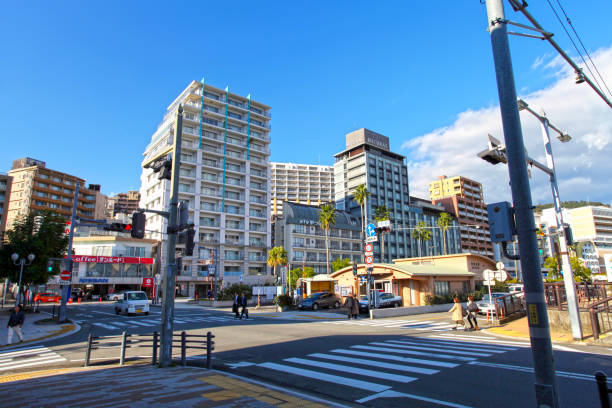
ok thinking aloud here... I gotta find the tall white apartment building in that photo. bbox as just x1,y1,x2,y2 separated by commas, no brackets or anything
140,81,272,297
270,162,334,219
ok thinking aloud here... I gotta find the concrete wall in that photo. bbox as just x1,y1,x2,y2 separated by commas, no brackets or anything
370,303,456,318
547,309,594,337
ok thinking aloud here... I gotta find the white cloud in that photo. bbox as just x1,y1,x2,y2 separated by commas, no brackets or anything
404,45,612,206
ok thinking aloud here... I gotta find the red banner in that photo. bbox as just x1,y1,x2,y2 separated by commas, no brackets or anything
71,255,154,264
142,277,154,287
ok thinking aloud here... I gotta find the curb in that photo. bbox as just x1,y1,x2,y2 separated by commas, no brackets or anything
0,321,81,351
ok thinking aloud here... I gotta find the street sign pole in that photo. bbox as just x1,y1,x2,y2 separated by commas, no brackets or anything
160,105,183,368
59,182,79,323
485,1,559,406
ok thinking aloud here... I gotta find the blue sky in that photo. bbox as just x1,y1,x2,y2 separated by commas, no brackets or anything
1,1,611,201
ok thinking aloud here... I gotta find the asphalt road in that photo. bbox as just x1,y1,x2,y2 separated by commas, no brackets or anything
1,302,611,407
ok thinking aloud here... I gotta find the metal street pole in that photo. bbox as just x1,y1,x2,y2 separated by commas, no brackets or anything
15,260,24,306
535,111,582,340
484,1,559,407
60,182,79,322
159,105,183,367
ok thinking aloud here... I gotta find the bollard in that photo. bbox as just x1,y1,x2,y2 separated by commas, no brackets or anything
120,331,127,365
85,333,93,367
68,297,73,304
595,371,611,408
181,331,187,367
152,331,158,366
99,297,102,303
78,297,81,304
206,331,215,370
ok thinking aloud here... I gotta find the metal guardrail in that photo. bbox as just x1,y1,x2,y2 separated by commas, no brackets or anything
595,371,611,408
84,330,214,368
494,292,526,319
589,298,612,340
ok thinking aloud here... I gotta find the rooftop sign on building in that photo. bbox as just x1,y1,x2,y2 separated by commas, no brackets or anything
345,128,390,151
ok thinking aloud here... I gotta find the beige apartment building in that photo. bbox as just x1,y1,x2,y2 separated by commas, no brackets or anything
0,174,13,241
429,175,494,259
270,162,334,219
5,158,107,230
107,190,141,217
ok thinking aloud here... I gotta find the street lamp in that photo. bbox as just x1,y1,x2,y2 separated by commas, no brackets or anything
11,253,35,306
517,98,583,340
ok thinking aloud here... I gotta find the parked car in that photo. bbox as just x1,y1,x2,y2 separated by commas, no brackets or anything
477,292,524,315
297,292,341,311
85,291,101,301
106,291,124,301
508,284,525,298
358,292,402,312
114,291,150,315
71,288,84,301
33,292,61,303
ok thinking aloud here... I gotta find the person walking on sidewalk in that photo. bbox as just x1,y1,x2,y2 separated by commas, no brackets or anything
238,292,249,320
466,295,479,331
7,304,25,344
344,294,355,319
232,292,240,319
449,297,466,331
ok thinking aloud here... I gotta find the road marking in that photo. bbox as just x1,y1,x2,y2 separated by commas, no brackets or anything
354,344,476,362
416,337,518,351
356,389,473,407
331,348,458,368
0,346,66,372
468,361,610,382
124,320,153,327
92,322,119,330
284,357,417,383
0,346,48,358
308,353,439,375
227,361,256,368
384,340,501,355
428,334,530,347
258,362,391,392
552,345,585,353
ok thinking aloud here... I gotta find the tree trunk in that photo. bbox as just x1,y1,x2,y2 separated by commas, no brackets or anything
361,204,365,263
381,232,385,262
442,229,447,255
325,228,330,275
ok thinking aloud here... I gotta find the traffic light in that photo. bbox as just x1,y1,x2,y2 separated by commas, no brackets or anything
131,212,146,239
104,223,132,232
47,260,53,273
152,158,172,180
178,201,189,226
564,225,574,246
184,228,196,256
352,263,358,276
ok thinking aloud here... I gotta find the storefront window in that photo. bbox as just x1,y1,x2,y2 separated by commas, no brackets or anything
124,264,139,277
86,263,104,277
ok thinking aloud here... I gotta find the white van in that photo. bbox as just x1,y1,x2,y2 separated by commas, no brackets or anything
508,284,525,297
114,291,150,315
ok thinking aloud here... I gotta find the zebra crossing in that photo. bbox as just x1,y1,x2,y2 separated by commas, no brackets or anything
321,318,458,331
77,314,248,331
0,345,67,372
228,335,528,403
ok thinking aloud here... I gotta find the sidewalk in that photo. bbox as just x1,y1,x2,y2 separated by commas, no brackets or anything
486,315,578,343
0,363,342,407
0,310,78,348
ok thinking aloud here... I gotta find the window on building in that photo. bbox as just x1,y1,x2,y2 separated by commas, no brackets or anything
434,281,450,295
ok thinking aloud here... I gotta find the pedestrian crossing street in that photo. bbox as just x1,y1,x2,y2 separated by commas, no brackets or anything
0,345,67,372
74,314,250,331
229,334,530,401
321,318,461,331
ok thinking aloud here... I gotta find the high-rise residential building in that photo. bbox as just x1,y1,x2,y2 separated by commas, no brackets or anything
87,184,109,220
334,128,412,262
270,162,334,219
274,201,362,275
5,158,104,230
140,81,272,295
107,190,141,217
429,175,494,259
0,174,13,242
408,196,462,257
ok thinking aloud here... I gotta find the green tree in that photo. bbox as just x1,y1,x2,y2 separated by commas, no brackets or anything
543,256,560,280
353,184,370,245
570,256,592,282
411,221,432,257
374,205,391,261
437,212,453,255
318,204,336,275
290,266,315,289
0,211,69,298
267,246,288,286
332,257,352,272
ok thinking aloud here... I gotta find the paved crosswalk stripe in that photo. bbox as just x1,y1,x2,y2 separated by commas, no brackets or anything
93,322,118,329
258,362,391,392
402,338,517,353
0,346,47,358
428,334,529,347
381,340,494,357
308,353,439,375
331,348,458,368
124,320,153,327
0,346,66,372
0,357,66,371
355,344,476,362
0,353,58,367
284,357,417,383
383,321,435,328
418,337,519,351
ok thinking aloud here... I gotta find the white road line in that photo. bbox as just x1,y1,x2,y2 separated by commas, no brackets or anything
331,348,458,368
92,322,119,330
429,334,530,347
0,346,47,358
387,340,518,354
469,361,608,382
384,321,436,328
552,345,585,353
284,357,417,383
354,344,476,362
356,389,473,408
377,341,493,357
258,362,391,392
108,321,129,326
90,311,118,316
173,319,187,323
414,324,457,331
0,357,66,371
0,353,59,367
418,337,519,351
124,320,153,327
308,353,439,375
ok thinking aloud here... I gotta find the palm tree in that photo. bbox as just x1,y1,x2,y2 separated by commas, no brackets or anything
411,221,432,257
318,204,336,275
267,246,288,286
374,205,391,261
437,212,453,255
353,184,370,243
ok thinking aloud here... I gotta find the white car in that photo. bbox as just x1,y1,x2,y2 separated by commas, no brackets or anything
476,293,507,315
106,292,124,301
508,284,525,298
114,291,150,315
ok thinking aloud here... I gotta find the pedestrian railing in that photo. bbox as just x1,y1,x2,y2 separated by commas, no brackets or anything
492,293,526,321
84,330,215,368
544,282,612,310
595,371,611,408
589,297,612,340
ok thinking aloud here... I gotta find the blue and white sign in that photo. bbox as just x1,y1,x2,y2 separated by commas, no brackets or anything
366,223,376,237
208,265,216,276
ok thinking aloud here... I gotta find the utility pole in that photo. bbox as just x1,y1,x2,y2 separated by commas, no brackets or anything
484,1,559,407
159,105,183,367
60,181,79,323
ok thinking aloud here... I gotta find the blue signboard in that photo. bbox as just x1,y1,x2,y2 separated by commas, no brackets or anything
366,223,376,237
79,278,109,284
